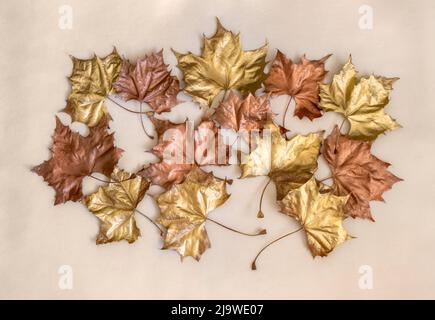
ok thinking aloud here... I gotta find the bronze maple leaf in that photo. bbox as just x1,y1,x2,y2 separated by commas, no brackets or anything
32,117,123,204
214,92,270,133
323,125,402,220
113,50,180,113
139,120,228,188
264,50,331,120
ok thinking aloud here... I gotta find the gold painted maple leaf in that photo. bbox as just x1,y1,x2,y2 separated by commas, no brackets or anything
83,168,149,244
319,57,400,141
156,167,230,261
240,121,322,201
279,177,351,257
173,18,268,106
63,48,122,127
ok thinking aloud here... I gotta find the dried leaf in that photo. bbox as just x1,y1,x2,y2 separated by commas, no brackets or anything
150,122,190,161
279,177,350,257
264,51,331,120
138,162,193,189
148,116,180,137
63,48,122,126
156,167,230,260
240,121,322,200
194,120,229,166
323,126,402,220
113,50,180,113
83,168,149,244
319,57,400,140
32,117,123,204
214,92,270,132
173,18,268,105
140,120,228,188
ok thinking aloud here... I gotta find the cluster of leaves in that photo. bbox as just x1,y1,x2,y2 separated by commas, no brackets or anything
33,19,401,265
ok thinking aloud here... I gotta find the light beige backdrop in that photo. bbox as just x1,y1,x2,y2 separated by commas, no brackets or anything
0,0,434,299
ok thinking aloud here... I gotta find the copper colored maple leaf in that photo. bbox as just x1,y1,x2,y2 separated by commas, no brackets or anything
139,121,228,188
148,115,180,137
264,50,331,120
214,92,270,133
32,117,123,204
151,122,190,160
113,50,180,113
138,162,193,189
323,126,402,221
194,120,229,166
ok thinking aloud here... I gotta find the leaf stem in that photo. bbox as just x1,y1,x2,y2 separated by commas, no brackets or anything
107,96,153,139
251,227,303,270
107,96,147,114
333,118,347,153
221,89,228,103
338,118,346,133
136,209,164,236
89,175,136,184
318,176,332,183
282,96,293,129
139,102,154,139
206,217,266,237
257,178,272,218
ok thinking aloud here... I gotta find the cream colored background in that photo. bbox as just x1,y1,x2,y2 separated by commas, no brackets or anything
0,0,434,299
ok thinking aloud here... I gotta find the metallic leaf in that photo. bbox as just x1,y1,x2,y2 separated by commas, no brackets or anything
83,168,149,244
319,57,400,140
173,18,268,106
214,92,270,132
156,167,230,260
138,161,193,189
240,121,322,200
323,125,402,220
139,120,228,188
264,51,331,120
32,116,123,205
279,177,350,257
113,50,180,113
63,48,122,127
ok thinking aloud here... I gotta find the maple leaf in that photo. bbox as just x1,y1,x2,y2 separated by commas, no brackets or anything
138,162,193,189
323,125,402,221
279,177,350,257
148,115,181,137
113,50,180,113
156,167,230,260
240,121,322,200
319,57,400,140
214,92,270,133
173,18,268,106
63,48,122,127
32,116,123,205
194,120,229,166
140,120,229,188
150,121,191,160
83,168,149,244
264,51,331,120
